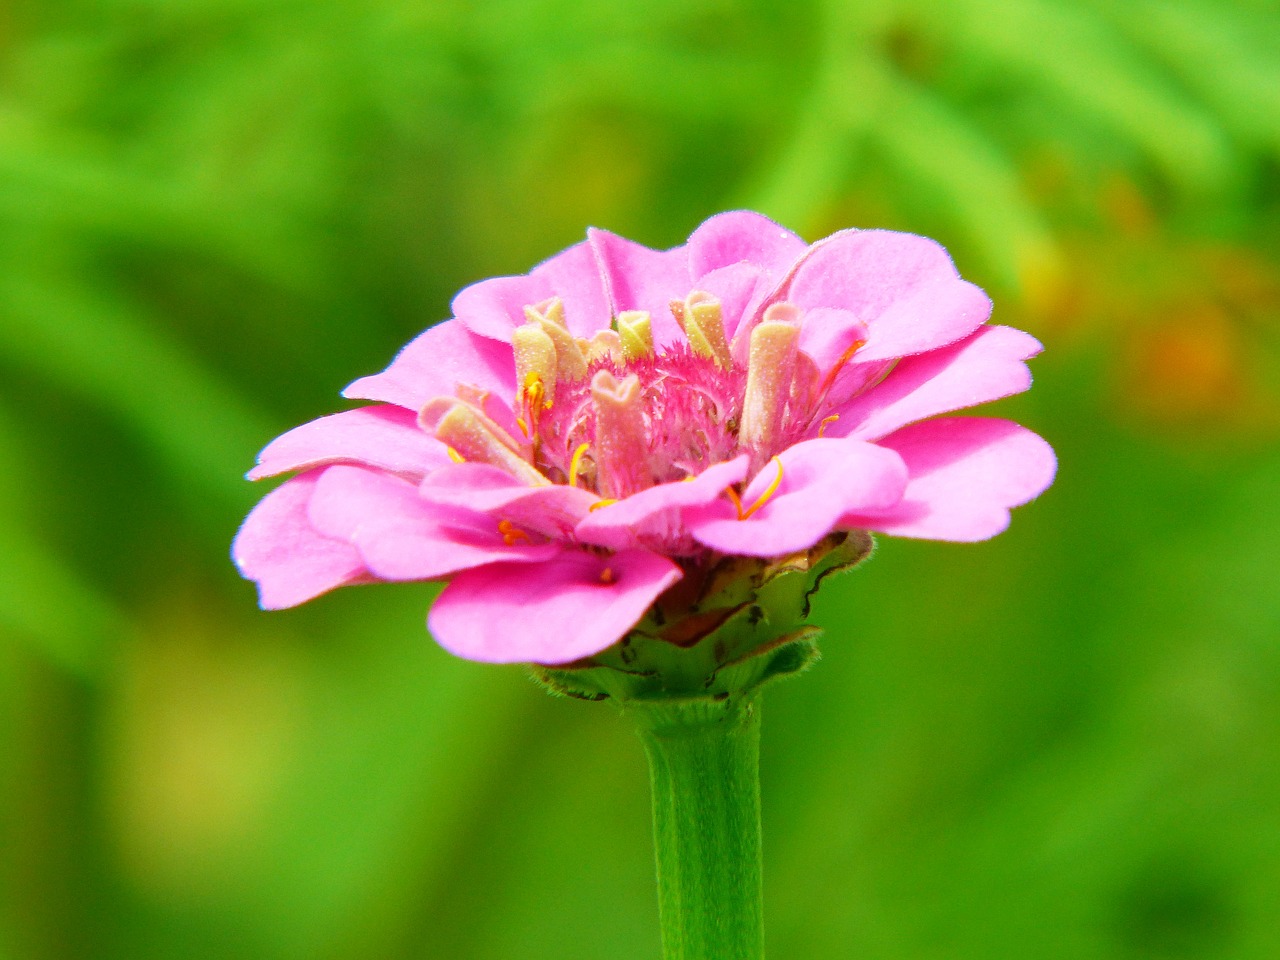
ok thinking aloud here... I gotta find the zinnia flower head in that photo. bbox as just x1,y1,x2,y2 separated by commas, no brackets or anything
234,212,1055,692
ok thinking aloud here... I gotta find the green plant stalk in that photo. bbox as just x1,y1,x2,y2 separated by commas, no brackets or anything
632,694,765,960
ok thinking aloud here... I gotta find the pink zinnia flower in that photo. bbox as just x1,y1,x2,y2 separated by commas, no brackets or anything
234,212,1055,665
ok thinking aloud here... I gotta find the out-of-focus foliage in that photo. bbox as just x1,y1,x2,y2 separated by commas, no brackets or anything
1,0,1277,958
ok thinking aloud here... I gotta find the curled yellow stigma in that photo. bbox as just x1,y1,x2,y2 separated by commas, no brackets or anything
723,485,744,515
517,372,550,447
820,338,867,394
497,519,531,545
568,442,590,489
588,498,618,512
523,371,551,409
818,414,840,437
522,372,546,415
727,456,785,520
446,446,466,464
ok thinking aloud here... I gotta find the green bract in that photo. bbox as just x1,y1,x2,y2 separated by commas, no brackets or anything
533,530,874,704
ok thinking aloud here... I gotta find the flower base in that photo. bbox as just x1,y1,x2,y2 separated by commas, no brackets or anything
531,530,873,704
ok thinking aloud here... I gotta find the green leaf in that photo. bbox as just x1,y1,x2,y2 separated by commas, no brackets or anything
0,272,275,508
944,0,1235,191
872,68,1060,292
0,406,120,676
1110,0,1280,156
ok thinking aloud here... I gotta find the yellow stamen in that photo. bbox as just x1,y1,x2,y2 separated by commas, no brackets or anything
519,373,549,451
588,498,618,512
568,442,590,489
522,372,546,410
497,519,531,546
820,338,867,394
447,446,465,464
729,456,785,520
818,415,840,438
599,567,615,584
723,485,744,517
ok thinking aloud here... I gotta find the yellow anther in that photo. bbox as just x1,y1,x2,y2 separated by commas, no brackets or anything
522,372,546,409
588,498,618,512
568,442,591,489
497,519,531,546
519,373,549,446
513,322,559,409
599,567,615,584
727,456,785,520
447,446,465,464
820,338,867,394
818,415,840,438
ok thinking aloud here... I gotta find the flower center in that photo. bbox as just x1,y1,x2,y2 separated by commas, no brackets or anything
538,340,747,495
423,292,868,500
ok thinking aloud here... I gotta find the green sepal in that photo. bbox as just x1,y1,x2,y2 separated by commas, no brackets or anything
531,530,872,705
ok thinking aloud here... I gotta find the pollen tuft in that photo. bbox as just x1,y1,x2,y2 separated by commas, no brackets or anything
497,519,532,545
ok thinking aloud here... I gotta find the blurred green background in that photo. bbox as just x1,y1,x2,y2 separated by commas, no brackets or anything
2,0,1278,958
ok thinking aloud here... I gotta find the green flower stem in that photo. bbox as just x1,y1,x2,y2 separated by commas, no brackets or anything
631,694,765,960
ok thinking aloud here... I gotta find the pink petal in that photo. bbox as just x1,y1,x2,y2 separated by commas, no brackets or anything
686,210,808,279
697,261,774,341
451,239,611,341
427,548,683,664
587,228,692,347
247,405,448,481
685,439,907,556
308,465,559,580
797,307,870,373
343,319,515,410
844,417,1056,541
832,326,1042,442
575,456,750,551
232,470,367,609
784,229,992,362
420,463,599,537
